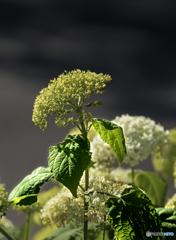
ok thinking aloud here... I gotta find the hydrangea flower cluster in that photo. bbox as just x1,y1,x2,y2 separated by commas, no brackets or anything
152,128,176,179
110,167,141,183
165,193,176,210
40,169,131,228
32,70,111,130
0,181,9,221
90,134,117,171
13,186,60,225
112,115,169,167
90,114,169,168
83,174,131,225
40,184,83,228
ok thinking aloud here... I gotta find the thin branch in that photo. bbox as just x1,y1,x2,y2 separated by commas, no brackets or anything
66,100,77,110
79,184,85,192
0,227,14,240
87,123,93,132
97,191,118,198
78,96,82,107
74,122,82,133
93,191,118,198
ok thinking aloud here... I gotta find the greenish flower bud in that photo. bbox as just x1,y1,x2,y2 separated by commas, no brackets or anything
32,70,111,131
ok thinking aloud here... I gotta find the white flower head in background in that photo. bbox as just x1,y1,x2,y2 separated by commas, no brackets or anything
112,114,169,167
90,134,116,171
91,114,169,168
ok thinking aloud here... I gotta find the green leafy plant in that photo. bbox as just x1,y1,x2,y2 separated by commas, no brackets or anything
155,208,176,238
0,70,175,240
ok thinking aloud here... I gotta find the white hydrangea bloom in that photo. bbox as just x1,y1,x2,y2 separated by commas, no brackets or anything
87,167,112,181
110,167,143,183
40,169,131,228
82,173,132,224
40,187,75,227
112,115,169,167
90,134,116,171
91,114,169,168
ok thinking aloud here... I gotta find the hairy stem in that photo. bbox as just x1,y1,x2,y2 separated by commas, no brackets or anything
0,226,14,240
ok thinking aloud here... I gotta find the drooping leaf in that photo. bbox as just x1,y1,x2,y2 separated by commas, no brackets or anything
48,134,91,197
134,171,168,207
105,187,164,240
92,118,126,166
83,100,102,107
8,167,53,205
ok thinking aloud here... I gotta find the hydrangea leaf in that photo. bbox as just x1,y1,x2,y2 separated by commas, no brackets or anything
105,188,164,240
134,171,168,207
48,134,92,198
8,167,53,206
155,209,176,236
83,100,102,107
92,118,127,166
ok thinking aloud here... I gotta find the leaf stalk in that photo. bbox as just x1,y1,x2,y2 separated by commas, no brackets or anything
0,226,14,240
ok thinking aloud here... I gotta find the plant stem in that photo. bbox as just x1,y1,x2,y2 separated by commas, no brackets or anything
26,213,30,240
131,166,134,185
76,108,89,240
102,215,106,240
0,226,14,240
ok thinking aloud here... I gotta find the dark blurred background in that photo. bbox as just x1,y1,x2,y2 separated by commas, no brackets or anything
0,0,176,232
